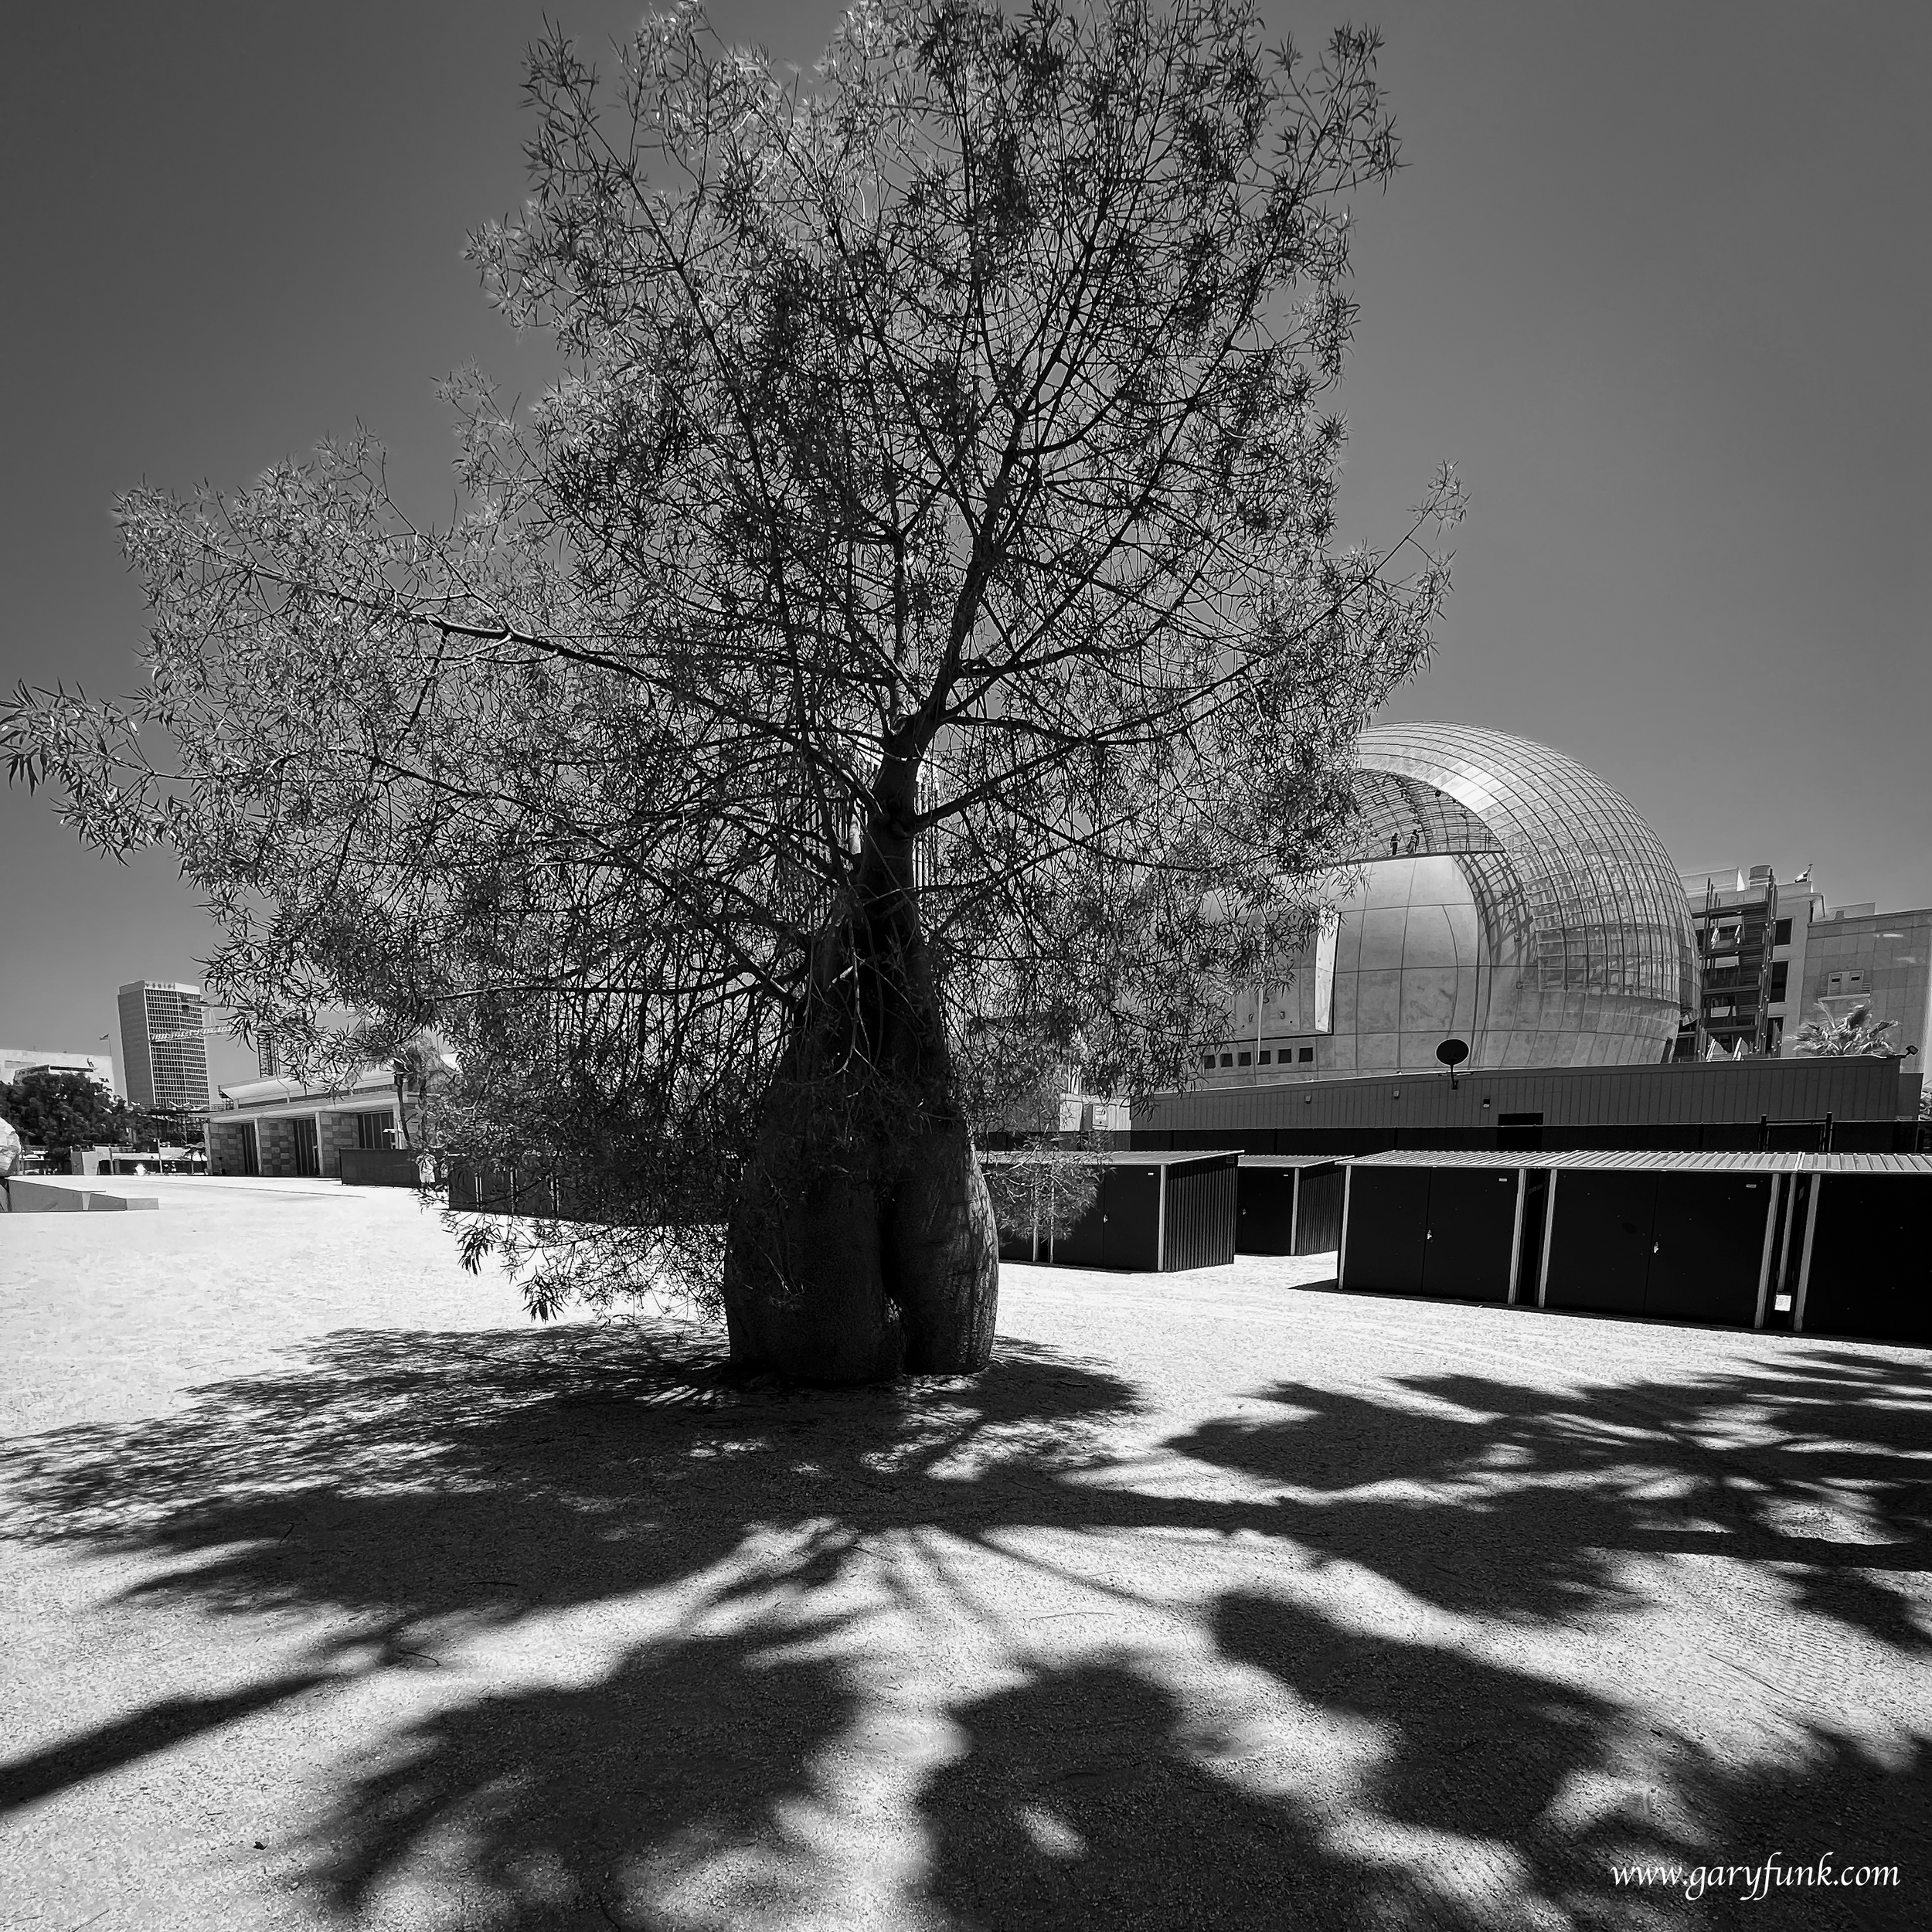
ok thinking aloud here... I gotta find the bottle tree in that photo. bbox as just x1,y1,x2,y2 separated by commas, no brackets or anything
5,1,1454,1379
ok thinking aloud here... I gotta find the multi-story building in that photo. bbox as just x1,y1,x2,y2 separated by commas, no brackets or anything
0,1048,117,1094
1669,867,1932,1064
1673,865,1785,1058
115,981,212,1115
1794,901,1932,1060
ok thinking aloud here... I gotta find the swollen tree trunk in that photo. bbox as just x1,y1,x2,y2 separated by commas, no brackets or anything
721,770,998,1383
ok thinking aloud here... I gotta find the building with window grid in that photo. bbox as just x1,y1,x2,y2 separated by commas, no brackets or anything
1202,723,1699,1082
1674,864,1932,1063
116,981,212,1114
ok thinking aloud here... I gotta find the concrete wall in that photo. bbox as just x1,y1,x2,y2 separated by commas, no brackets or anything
318,1111,366,1178
208,1121,253,1177
256,1117,300,1179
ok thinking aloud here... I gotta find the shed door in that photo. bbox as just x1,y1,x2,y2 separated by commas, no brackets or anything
1801,1175,1932,1344
1236,1167,1298,1257
1644,1173,1771,1326
1103,1165,1163,1271
1544,1170,1656,1314
1342,1168,1430,1294
1422,1168,1520,1303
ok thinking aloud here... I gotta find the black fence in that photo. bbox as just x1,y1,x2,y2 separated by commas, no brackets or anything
449,1162,560,1218
444,1161,621,1223
338,1148,427,1189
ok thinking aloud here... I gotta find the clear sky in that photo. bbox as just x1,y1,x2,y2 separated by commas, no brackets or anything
3,2,1927,1087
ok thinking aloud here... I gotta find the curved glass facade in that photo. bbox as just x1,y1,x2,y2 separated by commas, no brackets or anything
1220,724,1698,1077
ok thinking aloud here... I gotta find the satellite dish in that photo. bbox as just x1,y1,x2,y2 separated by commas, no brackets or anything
1435,1039,1469,1068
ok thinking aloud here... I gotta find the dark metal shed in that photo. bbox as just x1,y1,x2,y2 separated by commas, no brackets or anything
1789,1159,1932,1345
1339,1159,1523,1302
1340,1149,1932,1342
1537,1158,1778,1326
985,1150,1241,1272
1235,1155,1342,1257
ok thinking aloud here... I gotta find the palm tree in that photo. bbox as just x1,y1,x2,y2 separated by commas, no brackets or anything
1788,1000,1899,1058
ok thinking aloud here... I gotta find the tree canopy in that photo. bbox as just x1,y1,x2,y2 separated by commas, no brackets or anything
0,1071,121,1153
5,0,1454,1370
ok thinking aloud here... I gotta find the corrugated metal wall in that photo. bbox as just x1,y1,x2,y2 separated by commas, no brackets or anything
1138,1056,1917,1136
1160,1155,1239,1270
1148,1055,1917,1130
1294,1165,1346,1253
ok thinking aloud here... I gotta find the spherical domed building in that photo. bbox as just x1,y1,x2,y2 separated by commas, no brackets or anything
1227,723,1697,1077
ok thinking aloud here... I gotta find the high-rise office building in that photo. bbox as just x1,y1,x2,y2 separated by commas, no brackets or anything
117,981,211,1114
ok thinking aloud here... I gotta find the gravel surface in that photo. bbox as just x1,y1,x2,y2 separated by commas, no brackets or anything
2,1179,1928,1930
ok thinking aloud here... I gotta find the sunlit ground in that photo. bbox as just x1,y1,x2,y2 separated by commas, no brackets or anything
2,1177,1927,1929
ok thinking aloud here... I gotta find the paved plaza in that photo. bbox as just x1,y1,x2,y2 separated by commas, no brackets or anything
2,1179,1928,1929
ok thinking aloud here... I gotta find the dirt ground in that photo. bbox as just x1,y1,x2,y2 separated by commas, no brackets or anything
2,1177,1928,1930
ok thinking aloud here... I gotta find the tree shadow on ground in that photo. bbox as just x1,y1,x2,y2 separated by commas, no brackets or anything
2,1322,1928,1927
1166,1344,1932,1648
1,1324,1139,1641
1208,1590,1930,1930
921,1614,1930,1931
320,1626,862,1929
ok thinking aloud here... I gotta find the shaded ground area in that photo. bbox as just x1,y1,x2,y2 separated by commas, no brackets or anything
2,1181,1929,1928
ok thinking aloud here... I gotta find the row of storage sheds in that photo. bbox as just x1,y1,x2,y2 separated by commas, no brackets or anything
983,1145,1930,1349
980,1145,1930,1348
1335,1149,1932,1345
